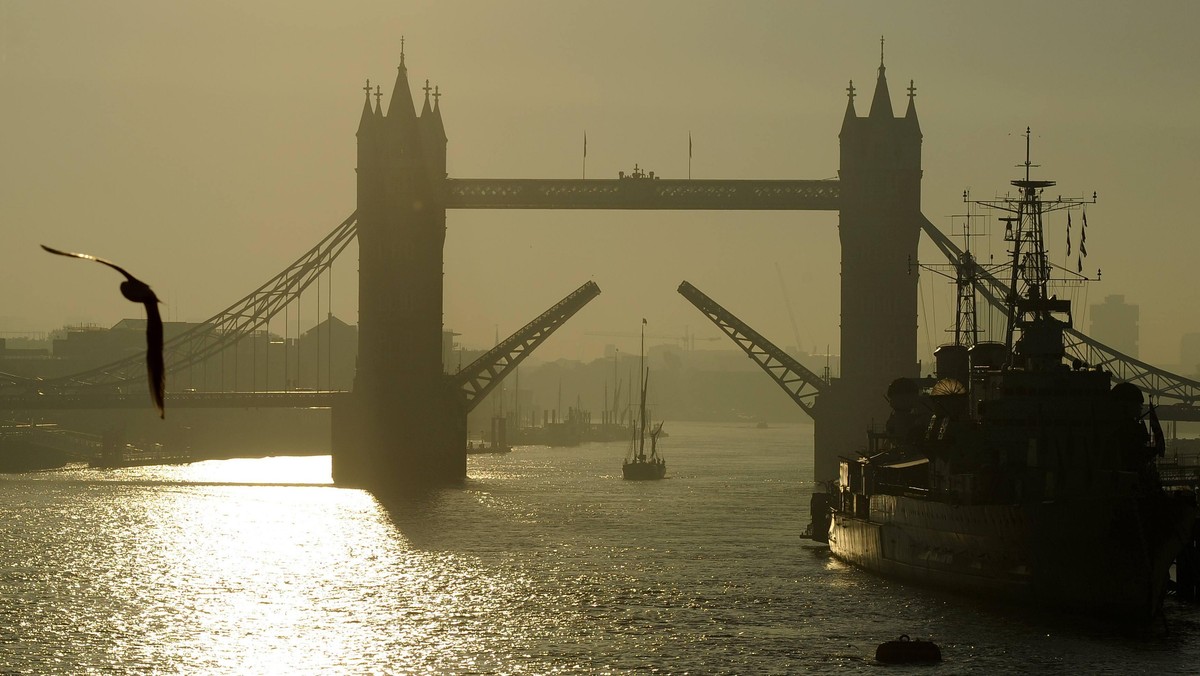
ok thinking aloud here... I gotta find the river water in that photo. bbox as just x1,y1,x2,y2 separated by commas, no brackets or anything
1,421,1198,674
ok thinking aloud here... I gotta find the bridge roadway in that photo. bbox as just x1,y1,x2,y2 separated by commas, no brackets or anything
0,390,349,411
444,178,840,210
8,389,1200,422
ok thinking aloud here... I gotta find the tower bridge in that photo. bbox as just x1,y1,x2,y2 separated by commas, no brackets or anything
6,46,1200,490
339,47,917,488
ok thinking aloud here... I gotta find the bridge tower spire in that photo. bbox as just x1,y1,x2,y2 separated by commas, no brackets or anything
868,36,894,119
817,44,922,481
357,79,375,134
334,48,462,488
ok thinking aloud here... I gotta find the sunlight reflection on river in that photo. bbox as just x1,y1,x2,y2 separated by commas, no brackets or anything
2,422,1199,673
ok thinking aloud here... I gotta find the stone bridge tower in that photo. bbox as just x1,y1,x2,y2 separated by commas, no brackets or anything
332,52,466,488
814,48,922,481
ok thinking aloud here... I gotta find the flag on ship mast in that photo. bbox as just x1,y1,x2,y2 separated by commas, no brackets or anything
1066,212,1072,257
1080,208,1088,257
688,132,693,180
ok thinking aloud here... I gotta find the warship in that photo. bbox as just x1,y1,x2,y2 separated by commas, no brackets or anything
818,132,1196,623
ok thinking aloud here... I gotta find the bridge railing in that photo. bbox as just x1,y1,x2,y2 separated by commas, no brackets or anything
0,390,348,411
445,178,840,210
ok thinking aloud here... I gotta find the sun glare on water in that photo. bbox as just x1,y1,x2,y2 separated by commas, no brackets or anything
172,454,335,486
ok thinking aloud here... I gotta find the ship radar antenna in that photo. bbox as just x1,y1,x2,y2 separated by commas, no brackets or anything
1019,126,1040,183
919,188,994,350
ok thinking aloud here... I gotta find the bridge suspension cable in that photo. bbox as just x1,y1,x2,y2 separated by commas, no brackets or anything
38,212,359,390
920,214,1200,405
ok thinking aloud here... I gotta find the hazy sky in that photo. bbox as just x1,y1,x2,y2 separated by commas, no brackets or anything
3,1,1198,369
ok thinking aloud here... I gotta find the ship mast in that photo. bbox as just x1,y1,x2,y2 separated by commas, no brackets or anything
1004,127,1055,354
954,191,981,349
916,193,988,350
638,319,646,458
968,127,1095,365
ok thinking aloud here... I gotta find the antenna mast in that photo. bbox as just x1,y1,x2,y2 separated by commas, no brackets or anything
967,127,1096,361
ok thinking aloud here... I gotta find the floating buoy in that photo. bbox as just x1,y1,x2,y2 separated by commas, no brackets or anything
875,634,942,664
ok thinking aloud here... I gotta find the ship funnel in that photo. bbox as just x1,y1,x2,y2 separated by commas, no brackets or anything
934,344,969,383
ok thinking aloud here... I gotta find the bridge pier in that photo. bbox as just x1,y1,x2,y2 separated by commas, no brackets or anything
99,427,125,468
331,389,466,488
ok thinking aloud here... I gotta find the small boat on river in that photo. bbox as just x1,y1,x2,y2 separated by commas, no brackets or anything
623,417,666,480
622,321,666,480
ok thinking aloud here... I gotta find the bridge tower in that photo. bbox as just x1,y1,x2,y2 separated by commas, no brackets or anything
332,52,466,488
814,47,922,481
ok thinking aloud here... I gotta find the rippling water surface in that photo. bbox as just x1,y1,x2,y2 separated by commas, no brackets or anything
2,421,1198,673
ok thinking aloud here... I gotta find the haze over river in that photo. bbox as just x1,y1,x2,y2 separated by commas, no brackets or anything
2,422,1197,673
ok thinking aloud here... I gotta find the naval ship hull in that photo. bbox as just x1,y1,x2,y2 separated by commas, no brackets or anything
828,493,1195,622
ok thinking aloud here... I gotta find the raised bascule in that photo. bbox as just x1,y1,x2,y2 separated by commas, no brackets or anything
6,44,1200,492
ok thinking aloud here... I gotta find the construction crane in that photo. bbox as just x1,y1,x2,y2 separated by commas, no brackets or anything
584,330,720,351
775,261,809,355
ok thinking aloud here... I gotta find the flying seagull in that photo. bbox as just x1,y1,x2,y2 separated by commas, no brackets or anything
42,245,165,418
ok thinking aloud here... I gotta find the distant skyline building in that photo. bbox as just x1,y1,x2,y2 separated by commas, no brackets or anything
1089,294,1139,358
1181,333,1200,377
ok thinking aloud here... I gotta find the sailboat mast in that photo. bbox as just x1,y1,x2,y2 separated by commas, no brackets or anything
628,369,638,422
613,350,619,421
638,320,646,455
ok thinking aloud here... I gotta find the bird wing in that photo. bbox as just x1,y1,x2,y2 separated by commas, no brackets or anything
42,245,138,283
44,244,163,417
143,299,166,419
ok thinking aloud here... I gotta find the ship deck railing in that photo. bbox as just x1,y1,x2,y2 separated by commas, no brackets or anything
1160,451,1200,468
1156,449,1200,488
